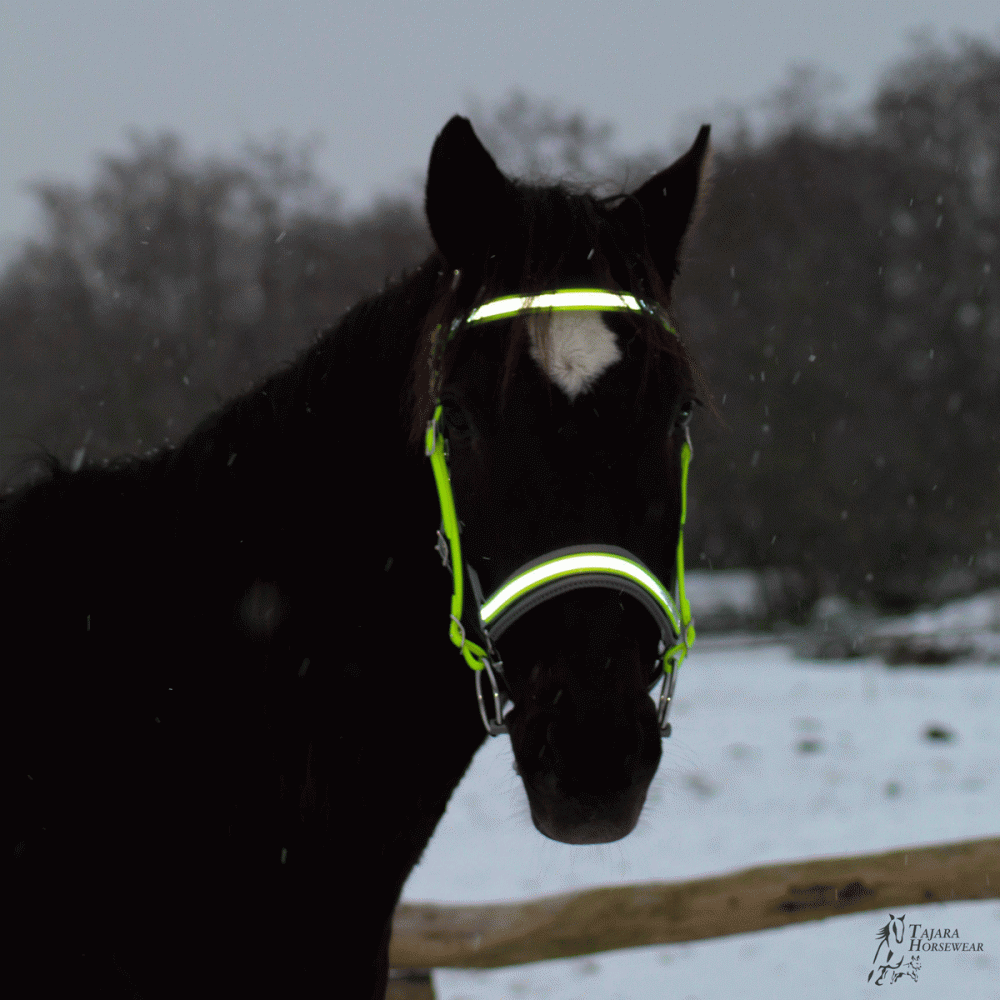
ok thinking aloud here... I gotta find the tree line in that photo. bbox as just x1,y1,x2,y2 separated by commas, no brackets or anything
1,36,996,613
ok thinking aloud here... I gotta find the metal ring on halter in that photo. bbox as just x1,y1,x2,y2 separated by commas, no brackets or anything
475,657,509,735
655,659,680,737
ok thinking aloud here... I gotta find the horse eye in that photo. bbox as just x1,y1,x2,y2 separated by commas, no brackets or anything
442,398,473,438
677,401,694,427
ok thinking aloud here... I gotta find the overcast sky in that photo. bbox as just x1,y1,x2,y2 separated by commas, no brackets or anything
2,1,998,262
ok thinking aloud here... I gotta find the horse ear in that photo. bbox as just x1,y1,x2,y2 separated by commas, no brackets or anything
613,124,712,290
425,115,513,272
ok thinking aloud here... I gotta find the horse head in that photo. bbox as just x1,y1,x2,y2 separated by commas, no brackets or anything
415,116,711,845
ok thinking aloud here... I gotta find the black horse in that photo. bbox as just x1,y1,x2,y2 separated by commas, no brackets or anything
7,116,711,998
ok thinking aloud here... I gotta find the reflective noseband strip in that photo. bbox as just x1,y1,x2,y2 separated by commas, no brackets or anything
467,290,645,324
482,552,679,634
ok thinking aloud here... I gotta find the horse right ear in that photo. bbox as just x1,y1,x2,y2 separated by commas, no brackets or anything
612,124,712,291
426,116,513,272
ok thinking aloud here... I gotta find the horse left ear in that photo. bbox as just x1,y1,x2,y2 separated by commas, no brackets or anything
425,116,514,273
613,124,712,289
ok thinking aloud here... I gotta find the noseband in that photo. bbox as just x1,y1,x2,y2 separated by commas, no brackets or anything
425,287,695,737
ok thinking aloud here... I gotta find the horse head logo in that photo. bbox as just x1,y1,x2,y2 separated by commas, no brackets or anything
869,913,916,985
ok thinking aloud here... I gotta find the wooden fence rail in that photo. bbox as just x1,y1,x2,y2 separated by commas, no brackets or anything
389,836,998,972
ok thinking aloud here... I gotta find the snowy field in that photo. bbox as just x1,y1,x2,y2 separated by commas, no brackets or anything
401,615,1000,999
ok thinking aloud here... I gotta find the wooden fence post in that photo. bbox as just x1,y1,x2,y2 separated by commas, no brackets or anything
390,836,998,970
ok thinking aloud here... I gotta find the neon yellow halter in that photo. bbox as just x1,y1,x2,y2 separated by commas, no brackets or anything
424,288,695,736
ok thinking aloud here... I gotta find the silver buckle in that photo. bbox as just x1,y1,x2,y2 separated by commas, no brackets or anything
424,415,439,457
475,656,508,736
435,530,450,571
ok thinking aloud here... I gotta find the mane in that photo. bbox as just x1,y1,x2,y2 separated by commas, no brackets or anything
405,179,701,450
2,258,446,495
2,177,704,491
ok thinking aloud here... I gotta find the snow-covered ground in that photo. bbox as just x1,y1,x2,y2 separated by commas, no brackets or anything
401,600,1000,999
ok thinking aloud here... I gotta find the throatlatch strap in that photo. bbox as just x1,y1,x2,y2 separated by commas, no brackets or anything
661,437,695,677
425,404,491,672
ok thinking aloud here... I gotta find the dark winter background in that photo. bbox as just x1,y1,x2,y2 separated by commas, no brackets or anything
1,37,997,615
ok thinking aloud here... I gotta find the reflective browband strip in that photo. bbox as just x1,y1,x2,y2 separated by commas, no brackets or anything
466,289,648,324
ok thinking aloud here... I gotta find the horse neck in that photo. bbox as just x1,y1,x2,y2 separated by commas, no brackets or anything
313,258,444,535
169,257,444,553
